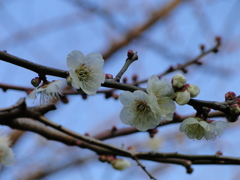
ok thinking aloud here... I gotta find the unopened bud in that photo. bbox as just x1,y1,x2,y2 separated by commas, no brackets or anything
99,155,107,162
132,74,138,82
215,36,221,44
123,77,127,83
216,150,223,156
127,49,134,59
200,44,205,52
111,159,131,171
172,74,187,89
175,90,190,105
31,77,41,87
112,94,119,100
185,84,200,98
225,91,236,101
105,74,113,79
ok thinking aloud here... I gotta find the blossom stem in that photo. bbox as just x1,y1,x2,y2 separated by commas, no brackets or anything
114,52,138,82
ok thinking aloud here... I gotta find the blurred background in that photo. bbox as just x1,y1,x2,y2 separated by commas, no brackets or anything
1,0,240,179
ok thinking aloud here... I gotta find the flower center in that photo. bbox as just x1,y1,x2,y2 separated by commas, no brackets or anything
134,100,151,116
185,123,205,139
75,64,92,82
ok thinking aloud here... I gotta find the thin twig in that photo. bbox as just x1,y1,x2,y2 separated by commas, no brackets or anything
132,156,157,180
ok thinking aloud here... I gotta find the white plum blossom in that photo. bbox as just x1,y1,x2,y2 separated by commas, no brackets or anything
111,159,131,171
28,80,63,104
0,135,14,166
67,50,105,95
185,84,200,98
147,75,176,120
175,90,190,105
180,117,211,140
180,117,229,140
119,90,162,131
205,120,229,140
172,74,186,88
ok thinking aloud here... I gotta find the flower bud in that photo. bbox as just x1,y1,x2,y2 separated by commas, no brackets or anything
105,73,113,79
185,84,200,98
31,77,41,87
175,90,190,105
225,91,236,101
66,76,72,86
172,74,186,88
111,159,131,171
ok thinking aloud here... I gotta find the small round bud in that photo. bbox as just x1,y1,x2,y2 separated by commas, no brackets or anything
112,94,119,100
105,73,113,79
185,84,200,98
123,77,127,83
31,77,41,87
175,90,190,105
200,44,205,52
60,95,69,104
225,91,236,101
99,155,107,162
66,76,72,86
216,151,223,156
132,74,138,82
81,94,88,99
172,74,187,89
215,36,221,44
111,159,131,171
127,49,134,59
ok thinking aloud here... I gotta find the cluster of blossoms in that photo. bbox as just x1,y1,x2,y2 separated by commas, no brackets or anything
0,134,14,166
171,74,200,105
180,117,229,140
99,155,131,171
119,75,176,131
27,50,230,141
28,50,105,104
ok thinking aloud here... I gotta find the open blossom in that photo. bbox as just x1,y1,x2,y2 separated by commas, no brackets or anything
28,80,63,104
205,120,229,140
119,90,162,131
172,74,186,88
0,135,14,166
67,50,105,95
179,117,228,140
111,159,131,171
147,75,176,120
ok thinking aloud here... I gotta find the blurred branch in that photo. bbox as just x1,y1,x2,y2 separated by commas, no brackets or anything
102,0,183,60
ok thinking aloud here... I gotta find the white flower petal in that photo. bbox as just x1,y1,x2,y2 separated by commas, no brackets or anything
119,91,135,107
67,50,84,69
120,107,135,125
85,53,104,68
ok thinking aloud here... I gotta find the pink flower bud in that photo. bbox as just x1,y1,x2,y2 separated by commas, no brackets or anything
225,91,236,100
31,77,41,87
105,73,113,79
